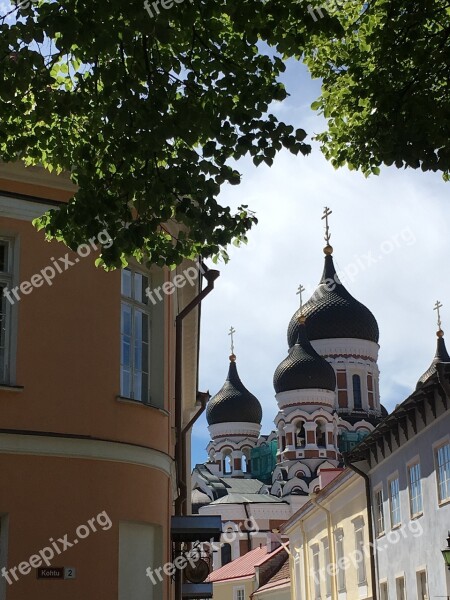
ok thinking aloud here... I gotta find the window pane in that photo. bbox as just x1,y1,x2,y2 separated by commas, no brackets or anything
121,304,132,336
121,269,132,298
353,374,362,409
437,444,450,502
390,478,401,526
121,368,131,398
0,243,8,273
134,273,149,305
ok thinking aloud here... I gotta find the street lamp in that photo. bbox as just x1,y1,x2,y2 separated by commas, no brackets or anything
441,531,450,571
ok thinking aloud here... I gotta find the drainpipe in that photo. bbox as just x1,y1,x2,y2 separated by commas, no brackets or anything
180,390,210,515
310,493,338,600
174,264,220,517
173,264,219,600
299,519,311,600
344,456,378,600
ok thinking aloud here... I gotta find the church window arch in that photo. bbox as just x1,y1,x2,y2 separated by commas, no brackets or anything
353,374,362,409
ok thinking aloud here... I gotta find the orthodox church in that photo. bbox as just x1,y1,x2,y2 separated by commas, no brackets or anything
191,209,449,567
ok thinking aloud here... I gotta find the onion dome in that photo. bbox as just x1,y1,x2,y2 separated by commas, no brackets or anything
288,247,379,347
206,355,262,425
274,317,336,393
416,329,450,388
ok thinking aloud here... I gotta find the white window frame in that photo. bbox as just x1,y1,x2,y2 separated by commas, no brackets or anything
0,236,18,385
379,580,389,600
311,543,321,600
407,459,423,518
435,439,450,505
388,474,401,528
335,529,346,592
374,485,385,537
353,518,367,585
234,587,245,600
395,575,406,600
416,568,428,600
322,536,332,598
120,267,151,403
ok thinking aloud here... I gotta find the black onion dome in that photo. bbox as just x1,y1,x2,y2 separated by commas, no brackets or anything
288,253,379,346
274,321,336,393
206,358,262,425
416,333,450,388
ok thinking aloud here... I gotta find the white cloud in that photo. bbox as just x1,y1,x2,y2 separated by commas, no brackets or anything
192,61,450,467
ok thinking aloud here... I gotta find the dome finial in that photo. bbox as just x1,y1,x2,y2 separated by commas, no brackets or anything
322,206,333,255
434,300,444,337
228,326,236,359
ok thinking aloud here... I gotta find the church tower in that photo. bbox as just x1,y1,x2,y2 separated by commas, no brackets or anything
271,208,385,504
416,301,450,388
205,336,262,478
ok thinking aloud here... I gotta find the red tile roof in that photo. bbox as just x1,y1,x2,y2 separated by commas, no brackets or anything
207,546,268,582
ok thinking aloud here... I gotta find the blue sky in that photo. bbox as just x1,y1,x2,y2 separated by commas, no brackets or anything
192,58,450,467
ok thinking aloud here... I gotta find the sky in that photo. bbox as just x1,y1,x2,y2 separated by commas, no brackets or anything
191,57,450,468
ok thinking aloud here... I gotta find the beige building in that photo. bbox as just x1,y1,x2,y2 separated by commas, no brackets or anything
282,468,373,600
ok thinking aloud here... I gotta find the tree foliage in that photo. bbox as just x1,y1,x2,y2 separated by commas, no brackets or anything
1,0,448,267
0,0,311,267
303,0,450,179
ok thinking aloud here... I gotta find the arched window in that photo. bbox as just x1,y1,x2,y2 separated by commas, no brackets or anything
241,454,247,473
223,452,232,474
221,543,232,566
353,374,362,409
316,421,326,447
296,421,306,448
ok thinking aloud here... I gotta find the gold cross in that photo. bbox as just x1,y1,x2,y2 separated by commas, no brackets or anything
228,326,236,355
296,284,305,312
322,206,332,245
434,300,443,330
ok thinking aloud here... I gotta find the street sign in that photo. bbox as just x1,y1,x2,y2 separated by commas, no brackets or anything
36,567,76,580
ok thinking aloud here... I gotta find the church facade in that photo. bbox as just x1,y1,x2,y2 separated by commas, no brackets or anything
192,212,388,563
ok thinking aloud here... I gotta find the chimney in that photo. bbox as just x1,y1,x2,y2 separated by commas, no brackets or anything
266,532,281,553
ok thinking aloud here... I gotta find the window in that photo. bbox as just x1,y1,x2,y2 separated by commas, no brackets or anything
389,477,401,527
417,571,428,600
395,576,406,600
221,543,232,566
234,589,245,600
322,538,331,598
354,523,366,584
353,374,362,409
312,545,321,600
408,463,423,516
380,582,388,600
436,443,450,503
223,452,232,475
0,239,14,384
375,489,385,536
296,421,306,448
121,268,151,402
335,531,346,591
316,421,326,447
337,369,348,408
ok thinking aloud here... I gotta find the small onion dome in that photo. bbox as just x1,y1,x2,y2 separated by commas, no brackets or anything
288,252,379,347
206,355,262,425
416,330,450,388
274,318,336,393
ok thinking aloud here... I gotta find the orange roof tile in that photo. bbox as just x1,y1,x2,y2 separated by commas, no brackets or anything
207,546,268,582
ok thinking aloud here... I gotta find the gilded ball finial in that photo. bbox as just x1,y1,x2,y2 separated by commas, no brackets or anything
437,329,444,338
324,244,333,255
229,353,236,362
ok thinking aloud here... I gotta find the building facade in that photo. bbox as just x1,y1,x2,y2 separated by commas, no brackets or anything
0,162,205,600
347,332,450,600
282,468,373,600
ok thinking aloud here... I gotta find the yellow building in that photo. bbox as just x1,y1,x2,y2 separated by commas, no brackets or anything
282,469,374,600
